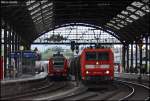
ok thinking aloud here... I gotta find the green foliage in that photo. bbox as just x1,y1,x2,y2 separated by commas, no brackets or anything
41,48,53,60
41,48,73,60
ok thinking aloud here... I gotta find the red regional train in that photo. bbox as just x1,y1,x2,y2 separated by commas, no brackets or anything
48,52,69,79
80,48,114,81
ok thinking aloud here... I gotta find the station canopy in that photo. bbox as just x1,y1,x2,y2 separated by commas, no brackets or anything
1,0,149,44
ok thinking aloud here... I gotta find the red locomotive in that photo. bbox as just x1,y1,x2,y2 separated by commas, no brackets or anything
80,48,114,81
48,52,69,79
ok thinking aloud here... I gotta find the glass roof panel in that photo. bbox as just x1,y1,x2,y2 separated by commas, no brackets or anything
114,18,121,22
121,11,129,15
142,0,149,3
131,1,144,8
126,6,136,12
130,14,139,20
45,19,52,24
110,20,116,24
135,10,145,16
113,26,120,30
117,24,124,28
30,8,40,15
42,4,48,9
33,16,42,22
107,23,114,27
34,19,42,24
40,0,48,4
117,14,125,19
120,21,128,25
32,12,41,19
42,9,49,13
42,2,53,9
125,18,133,23
107,23,120,30
142,5,150,12
44,12,53,17
44,16,52,20
28,3,40,11
1,0,18,4
26,0,35,6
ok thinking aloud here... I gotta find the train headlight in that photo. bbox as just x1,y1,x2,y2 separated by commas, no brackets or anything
100,65,109,68
52,60,54,64
85,65,95,68
105,70,110,74
86,71,89,74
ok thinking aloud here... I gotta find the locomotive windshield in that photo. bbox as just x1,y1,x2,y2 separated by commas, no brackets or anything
52,57,65,68
86,52,109,60
86,52,97,60
98,52,109,60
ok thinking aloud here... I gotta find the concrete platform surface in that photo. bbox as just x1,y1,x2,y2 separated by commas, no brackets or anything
1,72,47,84
115,72,149,81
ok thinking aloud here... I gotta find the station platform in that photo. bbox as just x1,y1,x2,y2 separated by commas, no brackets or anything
1,72,47,84
114,72,149,81
1,72,149,83
1,72,48,98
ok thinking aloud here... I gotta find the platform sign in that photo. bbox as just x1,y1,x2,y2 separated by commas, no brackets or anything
22,52,36,58
9,52,21,58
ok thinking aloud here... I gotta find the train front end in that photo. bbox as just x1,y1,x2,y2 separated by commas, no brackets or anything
48,54,68,78
80,48,114,81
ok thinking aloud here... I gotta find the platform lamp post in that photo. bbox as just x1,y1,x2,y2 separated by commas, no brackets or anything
138,39,143,82
71,41,78,86
19,45,24,76
75,45,79,87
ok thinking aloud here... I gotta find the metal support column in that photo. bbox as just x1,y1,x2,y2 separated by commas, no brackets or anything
148,36,150,74
8,26,11,66
0,20,2,80
145,37,148,74
0,23,1,56
126,45,129,73
138,38,143,81
4,24,8,78
14,33,18,77
18,36,22,76
12,30,15,52
130,43,133,73
17,36,20,51
135,44,138,73
138,46,142,81
122,45,126,72
140,45,142,74
15,34,18,51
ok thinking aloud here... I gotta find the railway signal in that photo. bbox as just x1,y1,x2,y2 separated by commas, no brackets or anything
70,41,75,51
75,45,79,54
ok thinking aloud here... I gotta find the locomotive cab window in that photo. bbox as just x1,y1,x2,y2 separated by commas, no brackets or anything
52,57,65,68
86,52,97,60
86,52,109,60
98,52,109,60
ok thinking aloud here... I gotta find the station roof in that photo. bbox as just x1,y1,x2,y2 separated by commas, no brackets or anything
1,0,149,44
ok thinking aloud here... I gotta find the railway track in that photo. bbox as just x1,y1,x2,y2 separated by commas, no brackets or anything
117,80,150,101
15,81,74,100
2,79,149,100
52,80,149,100
115,77,150,87
1,80,72,100
1,79,53,100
